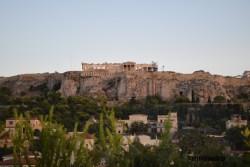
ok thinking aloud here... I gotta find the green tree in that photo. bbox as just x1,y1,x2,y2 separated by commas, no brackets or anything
127,140,157,167
226,127,247,150
94,109,128,167
0,87,12,105
174,96,190,103
130,122,148,134
213,95,227,103
156,120,180,167
12,107,93,167
242,127,250,148
12,113,34,167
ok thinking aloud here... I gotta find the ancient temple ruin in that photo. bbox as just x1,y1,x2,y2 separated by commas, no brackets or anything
81,61,158,77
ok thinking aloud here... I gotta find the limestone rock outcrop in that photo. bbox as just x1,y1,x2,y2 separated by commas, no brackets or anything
0,71,250,103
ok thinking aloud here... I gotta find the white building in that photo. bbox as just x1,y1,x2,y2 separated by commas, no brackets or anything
128,114,148,126
116,112,178,136
118,114,148,128
226,115,248,129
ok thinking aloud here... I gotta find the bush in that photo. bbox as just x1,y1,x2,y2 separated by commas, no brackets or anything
213,96,227,103
174,96,190,103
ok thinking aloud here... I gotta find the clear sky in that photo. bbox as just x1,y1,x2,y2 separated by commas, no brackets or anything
0,0,250,77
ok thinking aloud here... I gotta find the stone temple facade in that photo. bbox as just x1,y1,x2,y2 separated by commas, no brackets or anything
82,61,158,77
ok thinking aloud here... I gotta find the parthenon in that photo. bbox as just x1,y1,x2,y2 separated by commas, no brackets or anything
82,61,158,77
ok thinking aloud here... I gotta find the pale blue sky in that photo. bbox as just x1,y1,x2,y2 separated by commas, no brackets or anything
0,0,250,76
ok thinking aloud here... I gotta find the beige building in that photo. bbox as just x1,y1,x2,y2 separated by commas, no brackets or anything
5,118,42,134
156,113,178,134
127,114,148,126
0,131,12,148
1,118,42,148
122,134,160,151
67,132,95,150
84,134,95,150
226,115,248,129
118,114,148,129
116,112,178,136
116,121,125,134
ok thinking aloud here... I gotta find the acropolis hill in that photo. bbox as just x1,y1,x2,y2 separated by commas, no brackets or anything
0,61,250,103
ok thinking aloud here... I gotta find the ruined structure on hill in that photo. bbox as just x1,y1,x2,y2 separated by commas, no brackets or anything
0,62,250,103
81,61,158,77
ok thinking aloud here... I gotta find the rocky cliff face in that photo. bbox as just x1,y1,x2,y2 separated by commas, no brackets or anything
0,71,250,103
